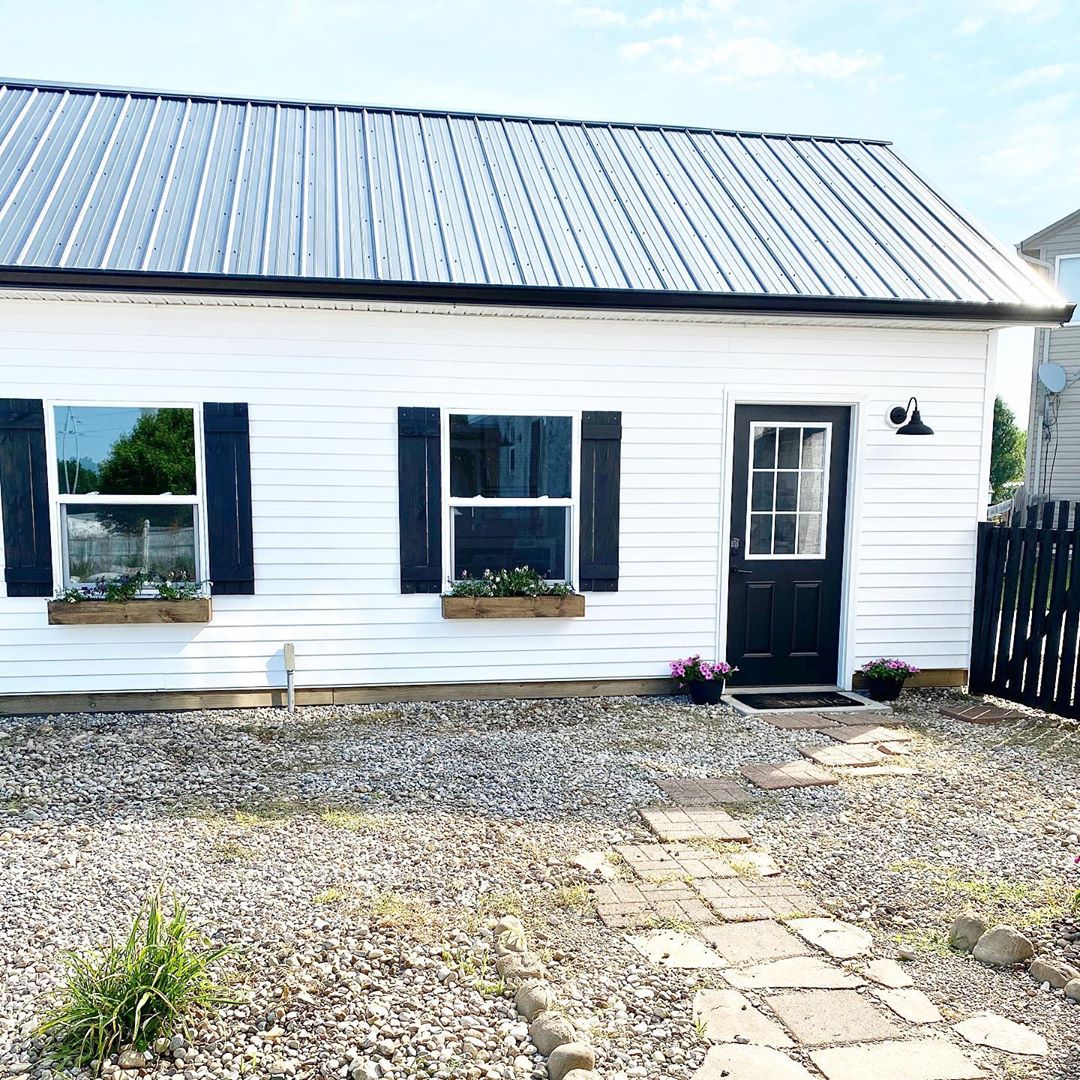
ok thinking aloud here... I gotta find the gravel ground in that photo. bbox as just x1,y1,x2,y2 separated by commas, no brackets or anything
0,691,1077,1080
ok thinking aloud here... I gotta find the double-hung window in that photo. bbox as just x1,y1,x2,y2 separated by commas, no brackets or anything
445,413,576,583
51,405,204,592
1058,255,1080,326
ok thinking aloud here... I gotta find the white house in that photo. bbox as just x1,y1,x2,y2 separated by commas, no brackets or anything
0,79,1071,714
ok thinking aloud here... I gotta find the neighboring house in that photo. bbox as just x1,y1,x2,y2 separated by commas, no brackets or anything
1019,209,1080,502
0,78,1071,714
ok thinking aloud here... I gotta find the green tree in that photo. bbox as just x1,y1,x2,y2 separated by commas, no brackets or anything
97,408,196,495
990,396,1026,503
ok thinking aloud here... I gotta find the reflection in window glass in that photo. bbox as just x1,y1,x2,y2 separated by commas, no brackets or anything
453,506,568,580
747,423,830,557
450,414,571,498
53,406,196,495
1059,256,1080,324
63,505,197,584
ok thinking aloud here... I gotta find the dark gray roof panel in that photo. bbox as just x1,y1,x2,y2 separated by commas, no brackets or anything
0,80,1063,309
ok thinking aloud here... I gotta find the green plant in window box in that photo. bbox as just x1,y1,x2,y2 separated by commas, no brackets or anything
54,572,210,604
449,566,573,598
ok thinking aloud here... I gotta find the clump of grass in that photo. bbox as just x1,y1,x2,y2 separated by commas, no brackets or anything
369,891,441,938
476,890,523,920
891,926,952,957
313,887,350,905
319,808,379,833
209,839,257,863
37,889,234,1070
549,884,593,913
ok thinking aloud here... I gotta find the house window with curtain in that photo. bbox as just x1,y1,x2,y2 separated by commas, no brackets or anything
446,413,576,582
51,405,204,591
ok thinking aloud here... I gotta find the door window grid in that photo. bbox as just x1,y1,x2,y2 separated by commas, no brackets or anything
746,423,831,559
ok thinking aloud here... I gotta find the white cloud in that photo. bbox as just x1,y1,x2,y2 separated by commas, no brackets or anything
955,15,985,33
618,34,882,84
978,93,1078,183
1002,63,1074,91
639,0,736,28
571,5,627,27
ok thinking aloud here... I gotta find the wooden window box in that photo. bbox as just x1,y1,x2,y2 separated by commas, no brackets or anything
441,595,585,619
47,599,213,625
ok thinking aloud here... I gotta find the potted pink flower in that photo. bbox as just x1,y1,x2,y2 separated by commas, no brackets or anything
670,655,737,705
860,657,920,702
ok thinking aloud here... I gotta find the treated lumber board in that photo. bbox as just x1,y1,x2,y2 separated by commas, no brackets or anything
47,599,212,625
440,595,585,619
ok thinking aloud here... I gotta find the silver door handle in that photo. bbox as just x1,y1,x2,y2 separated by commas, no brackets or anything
732,567,753,574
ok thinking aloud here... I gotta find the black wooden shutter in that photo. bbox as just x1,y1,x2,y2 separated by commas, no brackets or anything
398,407,442,593
579,410,622,592
0,399,53,597
203,402,255,595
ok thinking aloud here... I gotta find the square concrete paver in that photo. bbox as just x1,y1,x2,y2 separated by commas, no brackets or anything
694,1044,818,1080
723,956,864,991
766,989,901,1046
656,777,758,806
702,920,812,966
755,712,840,730
860,959,914,988
617,842,739,881
786,918,873,959
809,1040,985,1080
940,704,1023,725
821,709,893,726
696,877,825,922
639,807,751,843
693,988,793,1046
800,744,886,768
826,725,914,745
590,879,716,929
741,761,838,790
872,988,943,1025
628,929,726,969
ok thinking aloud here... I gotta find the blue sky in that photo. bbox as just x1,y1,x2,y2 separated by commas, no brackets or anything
1,0,1076,414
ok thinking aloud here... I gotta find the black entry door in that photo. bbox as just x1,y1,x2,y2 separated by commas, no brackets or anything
727,404,850,686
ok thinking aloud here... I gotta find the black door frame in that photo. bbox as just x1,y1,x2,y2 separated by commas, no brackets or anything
720,396,859,689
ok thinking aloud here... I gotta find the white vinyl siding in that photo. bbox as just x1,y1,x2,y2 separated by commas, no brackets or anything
0,296,991,695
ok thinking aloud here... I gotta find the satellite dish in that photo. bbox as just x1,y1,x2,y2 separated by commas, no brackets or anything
1039,362,1067,394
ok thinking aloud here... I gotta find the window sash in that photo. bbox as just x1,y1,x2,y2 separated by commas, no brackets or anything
44,400,209,591
1058,255,1080,325
442,410,580,585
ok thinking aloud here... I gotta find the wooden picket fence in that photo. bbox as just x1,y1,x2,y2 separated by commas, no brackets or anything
970,501,1080,714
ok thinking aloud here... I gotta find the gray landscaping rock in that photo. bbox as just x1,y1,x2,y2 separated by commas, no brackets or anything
514,979,553,1021
528,1013,577,1056
1065,977,1080,1002
948,915,987,953
1029,956,1080,989
560,1072,600,1080
546,1043,596,1080
496,950,546,984
117,1051,146,1070
493,914,527,955
972,924,1034,966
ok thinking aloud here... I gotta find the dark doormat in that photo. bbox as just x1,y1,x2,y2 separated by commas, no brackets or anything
729,690,866,711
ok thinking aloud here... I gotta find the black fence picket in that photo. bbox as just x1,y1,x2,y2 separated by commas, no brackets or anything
971,500,1080,717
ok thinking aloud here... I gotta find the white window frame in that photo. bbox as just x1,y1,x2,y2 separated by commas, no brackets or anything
1056,254,1080,326
744,421,832,561
441,409,580,589
44,401,209,593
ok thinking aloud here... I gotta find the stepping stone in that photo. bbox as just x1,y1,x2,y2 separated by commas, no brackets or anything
940,704,1022,725
725,850,782,877
617,842,738,881
872,988,942,1025
571,850,615,880
724,956,864,991
953,1012,1048,1056
809,1039,985,1080
859,958,914,988
656,777,758,805
696,877,825,922
787,918,873,960
765,989,901,1046
693,988,793,1047
826,725,913,745
639,807,751,843
756,712,840,730
702,920,812,966
819,709,892,726
693,1044,817,1080
800,744,886,768
628,930,725,969
590,879,716,930
740,761,838,790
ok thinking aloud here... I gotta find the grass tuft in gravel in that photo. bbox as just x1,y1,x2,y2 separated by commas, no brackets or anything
37,889,234,1070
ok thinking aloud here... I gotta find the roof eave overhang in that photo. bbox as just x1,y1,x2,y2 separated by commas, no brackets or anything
0,267,1072,326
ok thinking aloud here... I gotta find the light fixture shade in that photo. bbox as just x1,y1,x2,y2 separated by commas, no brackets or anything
896,407,934,436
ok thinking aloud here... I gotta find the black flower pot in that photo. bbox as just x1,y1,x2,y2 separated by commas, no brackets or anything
864,676,904,702
687,680,727,705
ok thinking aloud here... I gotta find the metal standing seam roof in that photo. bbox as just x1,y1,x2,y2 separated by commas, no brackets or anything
0,78,1067,316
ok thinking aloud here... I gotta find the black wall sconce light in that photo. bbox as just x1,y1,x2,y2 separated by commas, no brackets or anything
889,396,934,436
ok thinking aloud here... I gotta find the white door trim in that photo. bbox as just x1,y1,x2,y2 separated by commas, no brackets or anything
716,391,868,690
